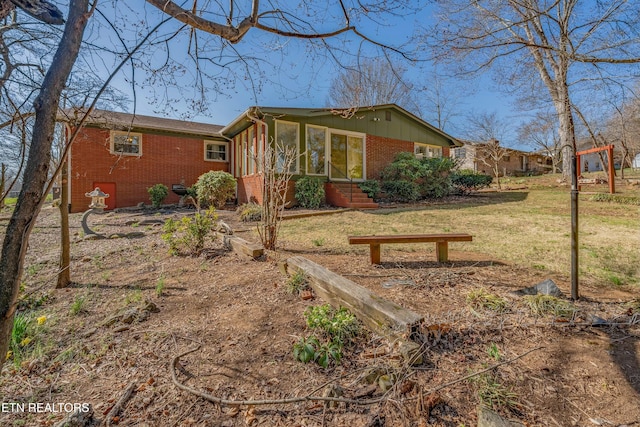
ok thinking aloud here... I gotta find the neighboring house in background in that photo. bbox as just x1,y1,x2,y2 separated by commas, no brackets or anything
452,140,552,176
575,141,623,173
633,153,640,169
62,110,227,213
62,104,459,212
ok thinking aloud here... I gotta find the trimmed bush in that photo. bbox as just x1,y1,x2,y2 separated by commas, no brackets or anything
380,152,455,201
162,207,218,255
358,180,381,199
451,170,493,194
147,183,169,208
381,180,420,202
195,171,236,208
295,176,325,209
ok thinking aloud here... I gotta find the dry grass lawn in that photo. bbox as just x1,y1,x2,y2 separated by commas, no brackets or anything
279,172,640,288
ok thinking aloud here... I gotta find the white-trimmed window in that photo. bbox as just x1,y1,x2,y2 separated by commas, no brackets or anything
275,120,299,173
452,147,466,159
111,131,142,156
306,125,327,175
204,141,228,162
414,143,442,159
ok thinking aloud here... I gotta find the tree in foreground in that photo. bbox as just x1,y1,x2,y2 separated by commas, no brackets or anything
0,1,424,365
0,0,93,366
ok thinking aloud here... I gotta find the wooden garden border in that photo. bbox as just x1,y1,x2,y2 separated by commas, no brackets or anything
285,256,423,340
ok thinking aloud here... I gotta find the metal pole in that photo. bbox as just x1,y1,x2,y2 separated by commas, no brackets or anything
570,154,579,300
608,145,615,194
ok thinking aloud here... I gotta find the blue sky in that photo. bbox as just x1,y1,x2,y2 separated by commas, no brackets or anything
89,1,524,148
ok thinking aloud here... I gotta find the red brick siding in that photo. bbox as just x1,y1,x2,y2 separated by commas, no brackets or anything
366,135,413,180
237,175,264,205
69,127,228,212
236,176,297,207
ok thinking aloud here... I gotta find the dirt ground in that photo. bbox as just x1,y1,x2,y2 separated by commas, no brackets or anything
1,205,639,427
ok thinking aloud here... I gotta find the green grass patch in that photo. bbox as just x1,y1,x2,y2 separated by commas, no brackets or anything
7,313,49,367
523,295,575,318
590,193,640,205
275,183,639,287
466,288,508,312
70,294,87,315
470,371,521,412
285,271,308,294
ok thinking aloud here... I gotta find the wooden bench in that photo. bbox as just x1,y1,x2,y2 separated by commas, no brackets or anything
348,233,473,264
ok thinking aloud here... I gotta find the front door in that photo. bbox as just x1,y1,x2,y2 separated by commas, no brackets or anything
92,182,116,210
329,132,364,180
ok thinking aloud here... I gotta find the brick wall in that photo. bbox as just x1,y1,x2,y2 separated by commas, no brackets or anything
236,175,297,207
69,127,228,212
366,135,413,180
237,175,264,204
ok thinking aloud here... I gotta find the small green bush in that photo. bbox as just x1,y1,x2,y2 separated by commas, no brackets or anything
451,170,493,194
379,152,455,201
147,183,169,208
162,207,218,255
285,271,308,294
195,171,237,208
358,180,381,198
293,304,359,369
295,177,325,209
381,180,420,202
304,304,360,345
293,335,319,364
8,313,47,368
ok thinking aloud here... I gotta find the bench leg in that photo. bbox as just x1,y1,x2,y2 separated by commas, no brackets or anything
370,244,381,264
436,241,448,262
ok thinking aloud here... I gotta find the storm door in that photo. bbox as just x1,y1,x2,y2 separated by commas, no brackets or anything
329,132,364,180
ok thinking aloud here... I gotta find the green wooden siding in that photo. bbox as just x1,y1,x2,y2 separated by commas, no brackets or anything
259,107,451,148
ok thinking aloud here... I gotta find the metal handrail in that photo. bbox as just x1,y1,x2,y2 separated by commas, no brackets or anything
327,161,353,202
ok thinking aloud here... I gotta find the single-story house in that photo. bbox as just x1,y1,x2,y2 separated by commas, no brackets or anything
451,140,552,176
62,110,227,213
221,105,459,208
62,104,459,212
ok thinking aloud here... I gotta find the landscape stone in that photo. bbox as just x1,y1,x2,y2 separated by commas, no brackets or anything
534,279,563,297
586,314,609,326
513,278,563,297
477,406,525,427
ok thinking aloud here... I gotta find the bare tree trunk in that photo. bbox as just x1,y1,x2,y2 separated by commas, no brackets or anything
554,91,577,180
0,163,6,209
259,141,296,251
56,156,70,288
0,0,92,366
